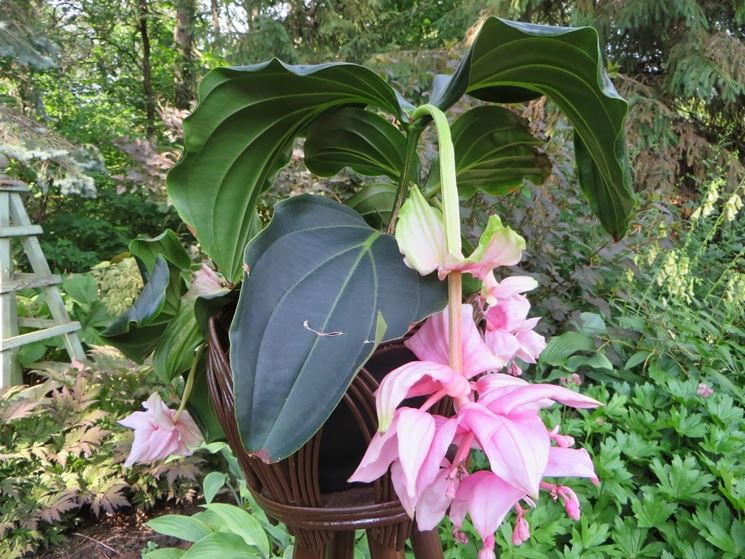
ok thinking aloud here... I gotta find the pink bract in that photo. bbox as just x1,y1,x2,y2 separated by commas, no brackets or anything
119,393,203,467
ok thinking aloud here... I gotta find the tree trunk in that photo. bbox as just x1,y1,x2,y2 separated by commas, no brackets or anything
174,0,197,110
211,0,221,52
137,0,156,137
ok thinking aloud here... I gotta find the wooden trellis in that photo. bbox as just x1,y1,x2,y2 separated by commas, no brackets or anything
0,167,85,387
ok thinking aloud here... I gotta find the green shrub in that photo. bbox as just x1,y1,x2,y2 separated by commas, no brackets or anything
0,349,205,559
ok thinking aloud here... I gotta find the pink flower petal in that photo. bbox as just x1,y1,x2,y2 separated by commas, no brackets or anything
187,263,225,298
391,461,416,518
486,384,601,416
375,361,469,431
397,408,436,499
489,276,538,299
118,410,155,431
484,329,520,363
406,304,504,377
514,329,546,364
450,471,524,541
485,296,531,332
544,447,600,485
486,414,550,497
415,469,453,531
417,417,458,493
348,415,400,483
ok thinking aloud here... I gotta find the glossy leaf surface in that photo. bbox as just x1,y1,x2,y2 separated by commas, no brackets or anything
304,107,406,180
428,106,550,197
101,256,173,362
229,195,446,461
168,59,403,282
431,17,634,238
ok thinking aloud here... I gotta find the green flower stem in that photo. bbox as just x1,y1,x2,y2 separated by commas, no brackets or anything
410,104,462,257
387,120,425,234
411,104,464,376
174,343,206,422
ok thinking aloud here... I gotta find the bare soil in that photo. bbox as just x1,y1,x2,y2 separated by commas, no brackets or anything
37,502,198,559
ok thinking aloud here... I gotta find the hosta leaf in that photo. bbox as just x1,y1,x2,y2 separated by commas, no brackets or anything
230,195,446,461
143,549,185,559
201,503,269,557
304,107,406,180
431,17,634,239
101,256,174,362
345,182,397,229
540,331,595,367
146,514,213,542
428,106,550,197
182,532,258,559
168,59,403,282
202,472,226,504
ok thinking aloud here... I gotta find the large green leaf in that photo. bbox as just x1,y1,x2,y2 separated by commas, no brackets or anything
345,182,397,229
168,59,403,282
229,195,446,461
202,503,269,557
152,299,203,381
431,17,634,239
304,107,406,180
427,105,550,198
101,256,174,362
129,229,191,275
146,514,213,543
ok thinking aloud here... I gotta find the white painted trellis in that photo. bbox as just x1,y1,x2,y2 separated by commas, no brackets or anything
0,162,85,387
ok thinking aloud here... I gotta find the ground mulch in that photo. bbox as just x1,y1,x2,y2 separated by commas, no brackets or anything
37,502,198,559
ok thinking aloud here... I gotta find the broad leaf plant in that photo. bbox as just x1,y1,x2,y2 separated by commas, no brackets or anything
103,18,634,544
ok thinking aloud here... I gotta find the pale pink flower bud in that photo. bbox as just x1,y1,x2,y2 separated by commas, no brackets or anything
549,425,575,448
478,535,496,559
558,486,581,521
452,529,469,545
187,263,225,298
508,362,522,377
512,516,530,545
119,393,203,467
697,383,714,398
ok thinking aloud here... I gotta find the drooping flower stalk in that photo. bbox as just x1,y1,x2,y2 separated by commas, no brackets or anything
410,104,464,376
174,343,206,422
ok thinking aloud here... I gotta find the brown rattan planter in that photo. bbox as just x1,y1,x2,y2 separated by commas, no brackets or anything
205,315,446,559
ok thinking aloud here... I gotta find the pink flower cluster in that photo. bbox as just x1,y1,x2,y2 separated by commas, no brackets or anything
119,393,203,467
350,286,600,557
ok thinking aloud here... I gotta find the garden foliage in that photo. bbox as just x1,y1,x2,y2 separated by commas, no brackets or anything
0,350,206,558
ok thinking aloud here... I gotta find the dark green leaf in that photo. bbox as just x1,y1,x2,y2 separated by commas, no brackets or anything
101,256,174,362
153,299,203,381
230,195,446,461
194,289,239,338
168,59,403,282
428,106,550,197
304,107,406,180
345,182,397,229
432,17,634,238
130,229,191,275
186,358,225,443
540,331,595,367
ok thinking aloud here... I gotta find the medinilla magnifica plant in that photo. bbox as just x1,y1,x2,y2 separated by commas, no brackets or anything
104,17,634,552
